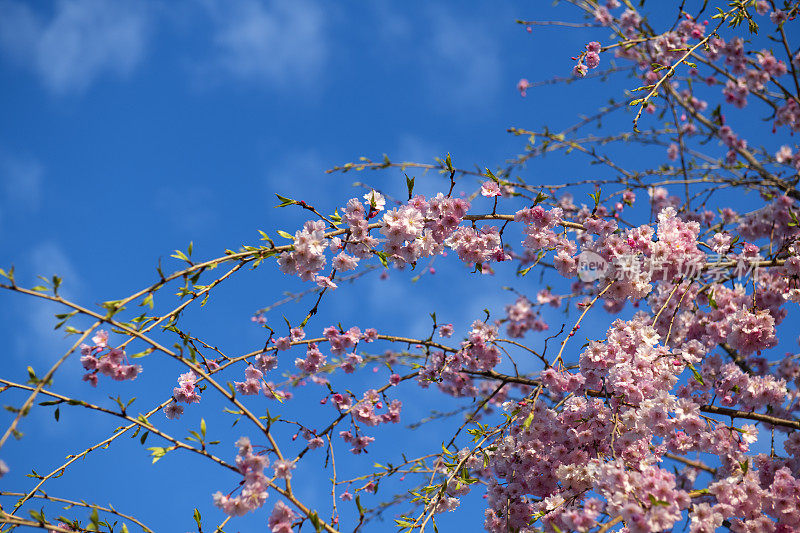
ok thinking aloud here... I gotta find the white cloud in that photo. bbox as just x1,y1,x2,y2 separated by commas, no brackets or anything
423,8,502,105
204,0,326,90
13,242,82,364
367,4,503,107
28,242,81,291
0,0,149,94
0,152,43,211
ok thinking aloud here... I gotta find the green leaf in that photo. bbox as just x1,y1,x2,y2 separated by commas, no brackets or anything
148,446,168,464
171,250,190,262
200,418,207,439
687,363,704,385
275,194,296,207
708,290,718,309
522,410,535,429
193,508,202,530
648,494,670,507
405,174,415,199
355,495,365,519
276,230,294,240
309,511,322,532
130,348,154,359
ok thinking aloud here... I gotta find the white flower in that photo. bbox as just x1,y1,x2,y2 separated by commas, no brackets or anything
363,190,386,211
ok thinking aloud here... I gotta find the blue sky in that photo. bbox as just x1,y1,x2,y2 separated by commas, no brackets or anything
0,2,579,530
0,1,797,532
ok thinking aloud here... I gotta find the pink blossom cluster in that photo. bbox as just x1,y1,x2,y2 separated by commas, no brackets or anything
268,501,297,533
573,41,601,78
380,193,471,267
339,430,375,454
445,225,506,265
503,296,549,338
79,330,141,387
692,464,800,532
163,371,202,419
235,365,267,395
213,437,269,516
272,327,305,351
705,361,787,411
418,321,502,398
516,205,564,251
351,389,401,427
330,388,401,453
647,266,789,357
294,343,326,374
277,220,328,281
737,194,798,241
727,307,779,356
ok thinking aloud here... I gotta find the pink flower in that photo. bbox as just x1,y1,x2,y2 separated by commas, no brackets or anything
481,181,502,197
315,275,338,290
770,10,787,25
290,327,305,341
363,328,378,342
273,459,296,480
667,143,679,161
517,78,530,97
594,6,612,25
80,354,97,371
332,252,359,272
585,51,600,69
164,403,184,420
438,323,454,338
775,145,793,163
268,501,297,533
727,307,778,356
174,372,201,404
91,330,109,348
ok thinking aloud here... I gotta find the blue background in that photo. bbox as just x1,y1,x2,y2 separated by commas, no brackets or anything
0,1,796,532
